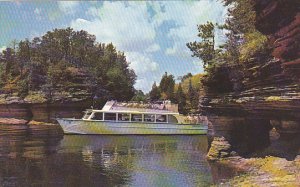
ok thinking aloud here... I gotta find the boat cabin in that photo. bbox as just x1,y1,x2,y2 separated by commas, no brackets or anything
82,110,179,124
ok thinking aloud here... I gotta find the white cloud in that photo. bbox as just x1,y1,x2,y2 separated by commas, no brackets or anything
71,2,156,52
70,2,161,92
58,1,80,15
192,60,203,67
126,52,159,92
34,8,43,20
145,43,160,53
34,8,41,15
151,1,227,58
165,44,178,55
0,46,6,52
127,52,158,74
135,78,154,93
68,1,226,92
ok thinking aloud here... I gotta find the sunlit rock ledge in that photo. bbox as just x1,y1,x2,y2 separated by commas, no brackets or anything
0,118,28,125
207,137,300,186
0,118,63,136
0,90,92,105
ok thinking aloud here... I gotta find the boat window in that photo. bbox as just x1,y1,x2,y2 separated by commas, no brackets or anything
83,111,92,119
156,115,167,123
144,114,155,122
104,113,117,121
168,115,178,123
118,113,130,121
91,112,103,120
132,114,143,122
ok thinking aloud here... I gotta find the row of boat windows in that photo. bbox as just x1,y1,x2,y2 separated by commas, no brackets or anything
84,112,168,123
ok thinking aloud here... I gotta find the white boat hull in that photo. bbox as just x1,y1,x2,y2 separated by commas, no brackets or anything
57,118,207,135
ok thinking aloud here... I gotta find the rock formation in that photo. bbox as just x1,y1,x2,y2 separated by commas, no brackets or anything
203,0,300,158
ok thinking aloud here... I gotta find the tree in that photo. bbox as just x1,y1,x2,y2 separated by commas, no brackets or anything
187,22,216,68
180,73,193,82
188,79,199,113
159,72,175,101
149,82,160,101
0,28,137,101
186,1,259,93
175,83,187,114
17,39,31,76
131,90,146,102
221,0,268,64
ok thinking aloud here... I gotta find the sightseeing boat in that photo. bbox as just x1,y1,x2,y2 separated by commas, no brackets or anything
57,101,207,135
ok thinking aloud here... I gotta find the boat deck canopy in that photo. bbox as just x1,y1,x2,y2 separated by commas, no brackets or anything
86,109,179,115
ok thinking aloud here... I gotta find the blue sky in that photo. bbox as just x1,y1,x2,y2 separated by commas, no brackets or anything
0,1,227,92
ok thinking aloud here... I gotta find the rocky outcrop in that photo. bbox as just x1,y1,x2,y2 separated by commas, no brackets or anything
213,156,300,186
0,100,93,123
0,118,28,125
28,120,63,136
253,0,300,81
0,118,63,136
202,1,299,183
207,137,237,161
203,0,300,159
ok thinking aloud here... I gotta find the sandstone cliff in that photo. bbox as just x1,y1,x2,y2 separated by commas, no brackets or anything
202,0,300,158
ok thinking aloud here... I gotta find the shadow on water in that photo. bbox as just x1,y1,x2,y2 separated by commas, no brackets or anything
208,115,300,161
0,125,233,187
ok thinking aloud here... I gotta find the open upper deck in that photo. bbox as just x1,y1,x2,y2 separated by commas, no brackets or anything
101,100,179,113
80,101,201,124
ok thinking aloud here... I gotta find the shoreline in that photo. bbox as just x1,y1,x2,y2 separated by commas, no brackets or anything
207,137,300,186
212,156,300,186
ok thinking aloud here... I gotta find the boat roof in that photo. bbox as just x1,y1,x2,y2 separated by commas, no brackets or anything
91,100,179,115
88,109,179,115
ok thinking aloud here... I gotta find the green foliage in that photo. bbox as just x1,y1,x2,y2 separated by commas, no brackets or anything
17,78,29,98
187,21,216,68
221,0,268,64
159,72,175,101
46,59,69,87
187,0,271,94
201,62,233,93
0,28,136,101
175,83,187,114
178,72,193,82
24,92,47,103
149,72,201,114
149,82,160,101
187,79,199,113
131,90,147,102
239,31,269,62
0,63,5,86
176,73,202,94
223,0,256,34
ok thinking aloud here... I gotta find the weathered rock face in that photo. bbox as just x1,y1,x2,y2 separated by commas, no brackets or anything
207,137,237,161
204,0,300,159
253,0,300,81
0,104,32,120
29,101,93,123
0,100,93,123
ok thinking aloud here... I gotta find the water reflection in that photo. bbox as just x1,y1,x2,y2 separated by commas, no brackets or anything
0,125,213,187
59,135,212,186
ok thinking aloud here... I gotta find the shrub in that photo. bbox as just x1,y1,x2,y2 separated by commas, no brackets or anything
239,31,269,62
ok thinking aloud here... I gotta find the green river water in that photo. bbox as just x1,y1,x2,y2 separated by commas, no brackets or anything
0,125,235,187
